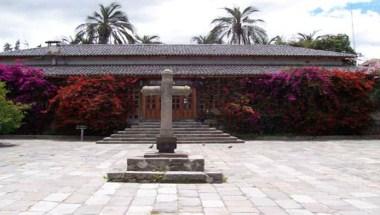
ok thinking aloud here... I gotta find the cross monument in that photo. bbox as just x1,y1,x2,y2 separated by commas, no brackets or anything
141,69,191,153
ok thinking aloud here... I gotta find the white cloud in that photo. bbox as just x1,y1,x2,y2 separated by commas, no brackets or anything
0,0,378,60
133,0,379,60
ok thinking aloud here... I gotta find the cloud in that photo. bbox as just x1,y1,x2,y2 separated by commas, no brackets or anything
0,0,378,60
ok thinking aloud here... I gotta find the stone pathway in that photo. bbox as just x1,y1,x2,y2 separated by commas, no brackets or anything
0,139,380,214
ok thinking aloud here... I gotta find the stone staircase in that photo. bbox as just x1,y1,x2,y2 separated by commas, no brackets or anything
97,120,244,144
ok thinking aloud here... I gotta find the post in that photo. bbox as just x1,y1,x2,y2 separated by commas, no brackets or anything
160,69,173,137
76,125,87,142
80,129,84,141
156,69,177,153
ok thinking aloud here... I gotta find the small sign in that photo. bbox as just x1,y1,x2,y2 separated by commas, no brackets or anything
76,125,87,130
76,125,87,141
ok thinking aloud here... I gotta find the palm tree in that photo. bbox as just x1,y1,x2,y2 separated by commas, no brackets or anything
14,40,20,50
297,31,321,42
62,36,80,45
3,43,12,52
62,32,96,45
136,35,162,44
263,36,287,45
211,6,267,45
76,2,135,44
192,30,223,44
291,31,321,48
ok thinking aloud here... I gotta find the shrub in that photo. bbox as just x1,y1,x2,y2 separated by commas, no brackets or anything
222,96,260,133
0,82,27,134
329,70,374,133
240,67,375,135
369,70,380,107
0,64,56,133
49,75,138,134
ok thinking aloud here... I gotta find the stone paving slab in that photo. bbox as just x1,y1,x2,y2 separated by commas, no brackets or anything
0,139,380,214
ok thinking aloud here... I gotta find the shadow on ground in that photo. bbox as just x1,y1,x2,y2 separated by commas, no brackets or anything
0,142,18,148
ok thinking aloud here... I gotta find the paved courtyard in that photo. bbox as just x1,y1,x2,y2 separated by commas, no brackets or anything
0,139,380,215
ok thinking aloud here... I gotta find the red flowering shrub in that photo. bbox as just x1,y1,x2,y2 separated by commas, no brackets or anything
330,71,375,132
243,67,375,135
49,75,138,134
369,70,380,107
222,98,260,132
0,64,56,133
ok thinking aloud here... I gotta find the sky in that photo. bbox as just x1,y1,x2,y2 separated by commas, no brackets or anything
0,0,379,61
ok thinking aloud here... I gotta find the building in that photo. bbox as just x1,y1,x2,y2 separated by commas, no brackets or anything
0,43,356,121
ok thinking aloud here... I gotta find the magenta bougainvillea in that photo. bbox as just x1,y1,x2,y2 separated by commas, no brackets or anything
242,67,375,135
0,64,56,133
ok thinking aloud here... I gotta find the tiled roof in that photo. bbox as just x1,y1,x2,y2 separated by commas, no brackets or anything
36,64,356,76
0,44,355,58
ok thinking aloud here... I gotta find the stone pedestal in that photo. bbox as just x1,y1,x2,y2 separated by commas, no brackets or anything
156,136,177,153
127,155,204,171
107,171,223,183
106,153,224,183
144,152,189,158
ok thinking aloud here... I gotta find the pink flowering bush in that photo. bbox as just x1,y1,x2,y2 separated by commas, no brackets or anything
0,64,56,133
243,67,375,135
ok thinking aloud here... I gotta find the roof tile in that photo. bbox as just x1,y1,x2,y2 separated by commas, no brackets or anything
0,44,355,58
36,65,356,76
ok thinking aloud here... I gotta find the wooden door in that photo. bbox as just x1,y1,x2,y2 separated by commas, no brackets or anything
142,95,160,120
142,88,197,120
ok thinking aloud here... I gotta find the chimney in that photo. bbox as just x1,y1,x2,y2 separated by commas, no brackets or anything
45,40,61,55
45,41,61,65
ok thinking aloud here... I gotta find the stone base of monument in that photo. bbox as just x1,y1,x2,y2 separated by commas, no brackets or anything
156,136,177,153
107,153,224,183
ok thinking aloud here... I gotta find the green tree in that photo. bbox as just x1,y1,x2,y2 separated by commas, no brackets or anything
263,36,287,45
312,34,355,54
192,30,223,44
62,31,96,45
136,35,162,44
3,43,12,52
211,6,267,44
290,31,321,48
76,2,135,44
62,35,80,45
14,40,20,50
297,31,320,41
289,32,355,54
0,82,26,134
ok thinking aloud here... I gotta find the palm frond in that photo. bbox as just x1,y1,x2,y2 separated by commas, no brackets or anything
242,6,259,16
210,6,267,45
75,2,135,44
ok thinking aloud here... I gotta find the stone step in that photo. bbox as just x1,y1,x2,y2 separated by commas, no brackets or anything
140,121,201,124
137,121,202,123
116,131,225,135
127,156,204,171
124,127,217,131
139,123,203,126
111,133,231,138
107,171,223,183
131,124,209,128
103,136,239,141
123,127,220,132
178,139,244,143
98,140,244,144
97,120,244,145
97,141,154,144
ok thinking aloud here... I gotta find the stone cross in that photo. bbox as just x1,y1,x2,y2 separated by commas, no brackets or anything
141,69,191,153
